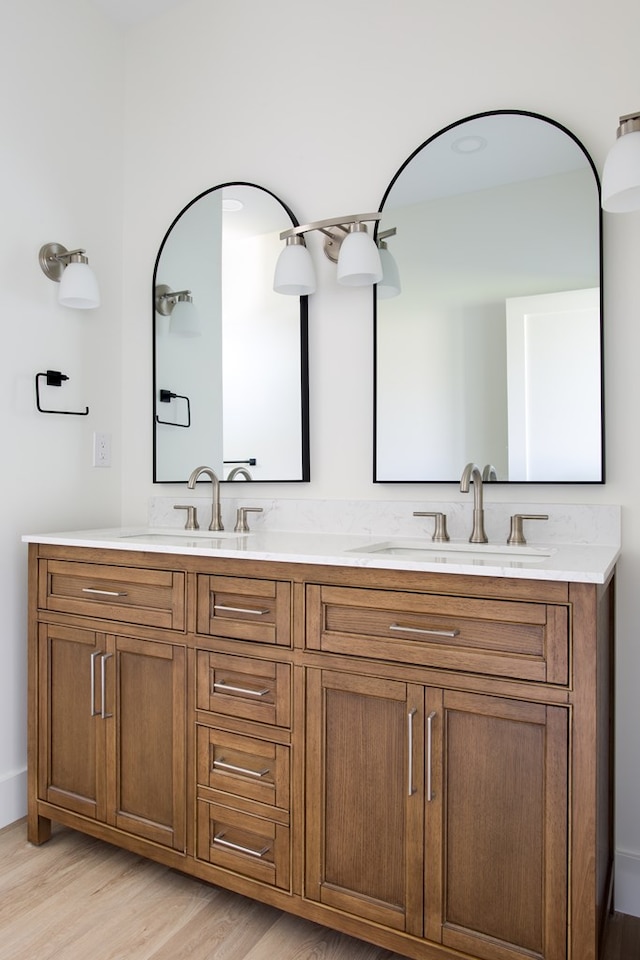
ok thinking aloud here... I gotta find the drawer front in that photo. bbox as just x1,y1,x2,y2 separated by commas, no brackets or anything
197,726,289,809
306,585,569,684
197,800,290,890
196,574,291,645
196,651,291,727
39,559,185,630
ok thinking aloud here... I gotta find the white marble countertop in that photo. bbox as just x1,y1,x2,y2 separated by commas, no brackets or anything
22,526,620,584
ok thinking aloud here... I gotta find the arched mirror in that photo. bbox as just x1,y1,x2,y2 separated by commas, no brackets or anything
374,110,603,483
153,182,309,482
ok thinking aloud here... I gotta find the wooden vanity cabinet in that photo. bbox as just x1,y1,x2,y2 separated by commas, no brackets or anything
27,544,614,960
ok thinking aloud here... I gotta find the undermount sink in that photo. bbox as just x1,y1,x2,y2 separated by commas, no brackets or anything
348,539,555,565
117,529,247,543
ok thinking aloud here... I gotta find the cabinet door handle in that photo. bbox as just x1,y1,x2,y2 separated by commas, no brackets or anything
427,710,437,802
213,758,270,778
101,653,113,719
390,623,460,638
212,679,270,697
213,603,270,616
408,708,417,797
82,588,128,597
213,832,270,858
90,650,101,717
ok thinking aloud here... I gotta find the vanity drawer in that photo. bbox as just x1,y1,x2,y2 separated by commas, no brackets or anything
38,559,185,630
197,725,290,809
197,800,290,890
306,585,569,684
196,574,291,645
196,651,291,727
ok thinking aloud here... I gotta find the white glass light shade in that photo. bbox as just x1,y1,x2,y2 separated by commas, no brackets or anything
273,240,316,296
169,299,200,336
58,261,100,309
336,227,383,286
377,247,401,299
602,129,640,212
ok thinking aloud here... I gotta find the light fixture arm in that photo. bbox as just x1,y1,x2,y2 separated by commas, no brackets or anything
616,111,640,137
155,284,194,316
39,243,90,282
280,213,382,264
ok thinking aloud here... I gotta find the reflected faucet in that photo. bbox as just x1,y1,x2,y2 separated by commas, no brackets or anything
460,462,488,543
187,465,223,531
227,466,253,481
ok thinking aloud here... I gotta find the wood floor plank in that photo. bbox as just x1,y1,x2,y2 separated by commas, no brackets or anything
1,820,638,959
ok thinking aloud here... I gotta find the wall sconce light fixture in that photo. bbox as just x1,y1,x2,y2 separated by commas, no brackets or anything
39,243,100,309
274,213,383,295
155,284,200,336
376,228,401,300
602,111,640,212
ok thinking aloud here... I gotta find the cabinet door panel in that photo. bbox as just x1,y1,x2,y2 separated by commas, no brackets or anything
306,669,424,935
439,690,567,960
38,623,106,820
108,636,186,851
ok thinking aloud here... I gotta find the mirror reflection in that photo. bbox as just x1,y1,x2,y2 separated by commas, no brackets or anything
375,111,603,483
153,183,309,483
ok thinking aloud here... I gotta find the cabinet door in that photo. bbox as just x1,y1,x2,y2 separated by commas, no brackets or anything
37,622,107,821
106,636,186,851
434,690,568,960
306,669,424,935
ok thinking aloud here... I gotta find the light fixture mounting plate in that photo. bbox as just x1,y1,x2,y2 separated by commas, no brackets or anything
155,283,174,316
39,243,68,282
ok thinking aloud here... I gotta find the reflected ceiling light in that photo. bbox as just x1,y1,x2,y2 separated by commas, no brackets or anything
222,197,244,212
155,284,200,336
39,242,101,309
376,228,401,300
274,213,382,295
451,135,487,154
602,111,640,212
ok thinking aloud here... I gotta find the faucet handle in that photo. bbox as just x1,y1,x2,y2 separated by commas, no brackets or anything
413,511,450,542
234,506,263,533
507,513,549,546
174,504,199,530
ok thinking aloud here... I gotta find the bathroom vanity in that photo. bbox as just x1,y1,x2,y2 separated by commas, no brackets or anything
25,527,617,960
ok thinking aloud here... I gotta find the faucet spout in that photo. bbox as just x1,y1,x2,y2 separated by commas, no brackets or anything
460,462,488,543
187,465,223,531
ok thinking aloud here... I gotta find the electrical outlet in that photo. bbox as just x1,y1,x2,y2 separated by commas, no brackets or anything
93,432,112,468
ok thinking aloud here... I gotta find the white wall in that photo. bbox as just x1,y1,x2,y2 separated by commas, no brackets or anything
120,0,640,915
0,1,124,822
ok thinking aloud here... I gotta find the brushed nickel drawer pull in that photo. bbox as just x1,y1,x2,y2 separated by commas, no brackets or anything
100,653,113,719
82,587,128,597
213,758,270,778
90,650,101,717
212,679,270,697
213,603,270,616
390,623,460,638
213,832,270,858
427,710,437,802
408,708,417,797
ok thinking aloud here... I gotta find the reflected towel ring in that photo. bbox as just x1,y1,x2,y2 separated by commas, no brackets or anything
155,388,191,428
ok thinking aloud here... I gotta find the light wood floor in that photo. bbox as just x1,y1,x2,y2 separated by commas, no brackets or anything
0,819,638,960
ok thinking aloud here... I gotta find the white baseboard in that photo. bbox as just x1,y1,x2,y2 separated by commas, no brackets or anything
0,768,27,829
615,850,640,918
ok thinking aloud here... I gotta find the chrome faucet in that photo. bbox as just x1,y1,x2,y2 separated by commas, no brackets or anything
226,466,253,481
460,462,488,543
187,465,223,531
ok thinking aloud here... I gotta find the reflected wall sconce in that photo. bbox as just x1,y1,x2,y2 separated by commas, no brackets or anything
274,213,383,296
602,111,640,212
155,284,200,336
376,227,401,300
39,243,100,309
